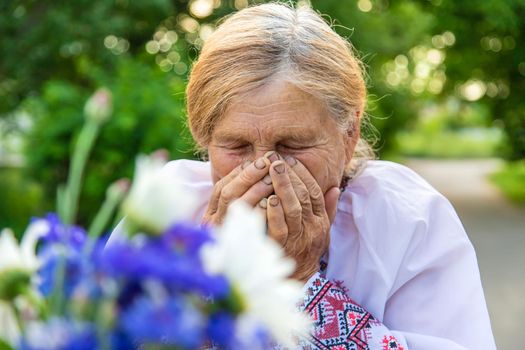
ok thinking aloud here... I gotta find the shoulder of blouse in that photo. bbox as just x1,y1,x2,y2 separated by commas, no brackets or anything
339,159,452,219
162,158,213,185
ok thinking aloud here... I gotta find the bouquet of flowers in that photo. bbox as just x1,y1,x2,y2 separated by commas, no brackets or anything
0,89,309,349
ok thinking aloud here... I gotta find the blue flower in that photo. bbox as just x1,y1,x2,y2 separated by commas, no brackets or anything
37,247,84,297
121,296,205,349
99,226,229,298
33,213,87,250
19,318,97,350
162,222,213,254
207,312,237,349
33,213,91,297
37,239,105,299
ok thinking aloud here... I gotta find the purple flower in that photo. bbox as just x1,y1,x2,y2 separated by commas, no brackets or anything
19,318,97,350
121,296,204,349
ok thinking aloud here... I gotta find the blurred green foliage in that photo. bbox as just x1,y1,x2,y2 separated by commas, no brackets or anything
22,58,193,225
395,102,503,158
312,0,525,159
1,0,524,229
491,161,525,205
0,167,44,235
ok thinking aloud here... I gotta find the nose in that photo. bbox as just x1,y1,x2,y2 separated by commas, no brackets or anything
254,149,281,163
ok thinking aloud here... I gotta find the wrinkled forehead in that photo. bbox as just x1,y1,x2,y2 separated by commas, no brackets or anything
211,80,336,144
224,79,328,121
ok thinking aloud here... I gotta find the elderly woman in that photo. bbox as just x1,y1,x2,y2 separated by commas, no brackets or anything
118,3,495,349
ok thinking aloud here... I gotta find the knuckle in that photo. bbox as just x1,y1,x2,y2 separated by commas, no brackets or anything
211,182,224,198
297,190,310,205
288,206,302,220
310,187,324,202
213,179,231,199
237,169,255,184
219,186,234,204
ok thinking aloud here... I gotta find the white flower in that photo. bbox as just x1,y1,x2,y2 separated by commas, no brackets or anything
0,224,46,275
0,225,46,346
200,202,310,347
121,154,198,235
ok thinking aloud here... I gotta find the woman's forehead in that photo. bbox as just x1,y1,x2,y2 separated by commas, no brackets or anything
229,80,318,111
217,99,328,134
224,80,327,119
210,80,337,142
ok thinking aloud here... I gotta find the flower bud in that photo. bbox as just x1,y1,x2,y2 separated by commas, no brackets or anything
106,178,131,203
84,88,112,124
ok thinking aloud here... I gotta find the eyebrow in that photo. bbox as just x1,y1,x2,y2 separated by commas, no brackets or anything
213,126,324,144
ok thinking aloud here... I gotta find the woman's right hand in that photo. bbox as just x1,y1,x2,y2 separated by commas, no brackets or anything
202,152,277,226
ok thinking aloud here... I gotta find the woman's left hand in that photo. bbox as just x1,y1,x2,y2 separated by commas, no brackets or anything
263,156,340,283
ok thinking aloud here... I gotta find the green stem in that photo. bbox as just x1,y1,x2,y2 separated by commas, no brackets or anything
56,185,67,226
62,120,100,225
93,299,115,350
95,310,111,350
84,188,125,255
49,255,66,315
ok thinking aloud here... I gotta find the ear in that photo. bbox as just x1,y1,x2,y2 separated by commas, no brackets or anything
344,110,361,164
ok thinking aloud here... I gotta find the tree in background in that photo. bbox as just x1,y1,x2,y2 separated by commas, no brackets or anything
313,0,524,159
0,0,216,228
427,0,525,160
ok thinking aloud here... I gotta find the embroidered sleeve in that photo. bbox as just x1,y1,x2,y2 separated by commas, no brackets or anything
297,272,407,350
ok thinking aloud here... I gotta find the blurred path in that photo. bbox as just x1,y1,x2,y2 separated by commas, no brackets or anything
405,158,525,350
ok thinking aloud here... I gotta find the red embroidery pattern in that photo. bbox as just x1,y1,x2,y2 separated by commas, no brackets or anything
298,275,404,350
382,335,405,350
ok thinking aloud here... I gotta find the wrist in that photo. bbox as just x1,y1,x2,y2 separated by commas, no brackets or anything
292,261,319,283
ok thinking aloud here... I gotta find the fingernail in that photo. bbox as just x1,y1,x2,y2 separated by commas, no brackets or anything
273,161,285,174
264,151,280,163
262,174,272,185
254,157,267,169
241,160,251,169
259,198,268,209
269,195,279,207
284,156,297,166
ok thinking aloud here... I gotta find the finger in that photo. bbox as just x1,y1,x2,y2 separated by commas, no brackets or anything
238,174,274,207
216,156,271,219
269,160,302,232
324,186,340,224
286,167,312,213
285,156,326,217
256,198,268,222
264,150,281,164
203,162,246,221
266,195,288,245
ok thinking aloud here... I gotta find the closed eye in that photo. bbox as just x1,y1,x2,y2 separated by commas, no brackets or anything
278,143,311,151
225,144,251,151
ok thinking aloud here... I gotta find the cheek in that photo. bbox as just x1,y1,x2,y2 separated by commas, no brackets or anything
208,147,244,183
296,148,346,192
